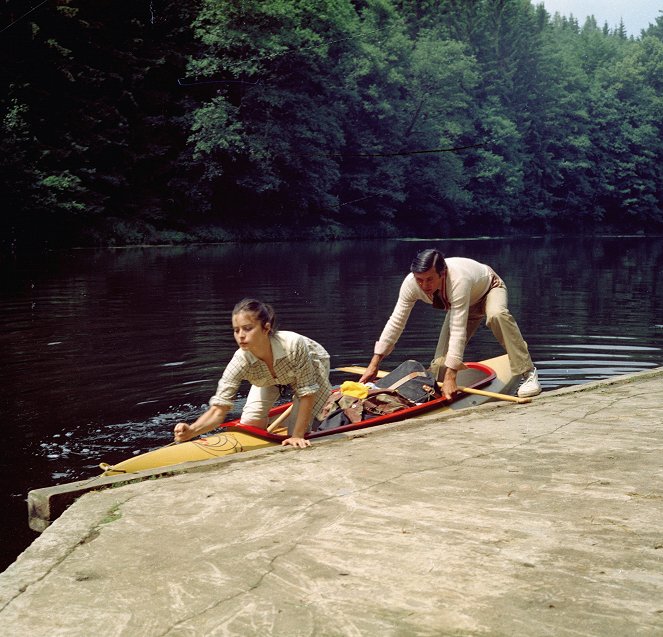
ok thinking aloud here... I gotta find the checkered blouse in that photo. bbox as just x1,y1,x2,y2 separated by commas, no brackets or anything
210,330,331,418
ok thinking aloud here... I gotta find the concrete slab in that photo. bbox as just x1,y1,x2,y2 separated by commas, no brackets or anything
1,368,662,636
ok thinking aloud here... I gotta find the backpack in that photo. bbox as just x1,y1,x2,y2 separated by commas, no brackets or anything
316,388,415,431
375,359,440,403
315,360,439,432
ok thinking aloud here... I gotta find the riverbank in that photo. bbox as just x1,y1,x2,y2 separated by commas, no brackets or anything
1,367,662,636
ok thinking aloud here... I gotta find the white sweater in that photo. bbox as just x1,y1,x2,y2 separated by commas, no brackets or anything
374,257,493,370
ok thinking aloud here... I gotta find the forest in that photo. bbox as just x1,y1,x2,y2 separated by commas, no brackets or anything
1,0,662,251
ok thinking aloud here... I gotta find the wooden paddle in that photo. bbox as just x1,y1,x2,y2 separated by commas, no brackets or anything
267,404,293,432
335,365,532,404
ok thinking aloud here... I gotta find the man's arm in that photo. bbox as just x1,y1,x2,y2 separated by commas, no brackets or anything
360,276,422,382
359,353,384,383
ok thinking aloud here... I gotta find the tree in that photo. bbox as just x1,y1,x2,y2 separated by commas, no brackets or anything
2,0,662,248
591,36,663,226
0,0,198,248
186,0,362,229
643,12,663,40
399,34,479,231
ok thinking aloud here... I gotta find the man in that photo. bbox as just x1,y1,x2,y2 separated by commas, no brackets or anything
359,248,541,399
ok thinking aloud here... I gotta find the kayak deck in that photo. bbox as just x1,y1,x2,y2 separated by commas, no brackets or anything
100,354,514,476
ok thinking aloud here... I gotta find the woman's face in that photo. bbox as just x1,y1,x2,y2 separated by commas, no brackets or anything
232,311,270,353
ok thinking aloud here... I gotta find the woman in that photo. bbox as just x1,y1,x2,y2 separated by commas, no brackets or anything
174,299,332,448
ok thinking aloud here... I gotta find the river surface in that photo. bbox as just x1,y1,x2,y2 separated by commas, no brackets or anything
1,236,662,571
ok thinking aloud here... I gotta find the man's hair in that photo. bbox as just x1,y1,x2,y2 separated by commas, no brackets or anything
232,298,278,333
410,249,446,274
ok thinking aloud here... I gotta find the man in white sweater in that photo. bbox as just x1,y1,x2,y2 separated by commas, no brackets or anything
359,248,541,399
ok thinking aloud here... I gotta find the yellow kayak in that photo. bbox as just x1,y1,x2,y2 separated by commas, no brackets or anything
99,429,279,475
100,354,516,476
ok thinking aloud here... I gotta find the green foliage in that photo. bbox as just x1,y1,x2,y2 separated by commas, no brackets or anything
38,172,86,213
1,0,662,250
186,0,357,223
1,0,198,249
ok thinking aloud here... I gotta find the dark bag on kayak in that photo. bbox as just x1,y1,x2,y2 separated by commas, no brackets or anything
316,389,415,432
374,359,440,403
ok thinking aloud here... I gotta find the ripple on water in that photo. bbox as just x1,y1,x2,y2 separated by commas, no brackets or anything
531,333,661,389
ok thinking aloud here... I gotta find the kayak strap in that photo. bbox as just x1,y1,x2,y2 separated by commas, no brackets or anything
376,360,441,403
387,371,427,391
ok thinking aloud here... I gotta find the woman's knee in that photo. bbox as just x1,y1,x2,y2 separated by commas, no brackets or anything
241,385,280,425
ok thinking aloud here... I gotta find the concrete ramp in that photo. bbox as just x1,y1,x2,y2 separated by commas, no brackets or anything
2,368,663,636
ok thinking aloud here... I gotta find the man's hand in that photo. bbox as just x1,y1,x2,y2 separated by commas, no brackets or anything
359,354,383,383
359,364,378,383
441,365,468,400
441,372,458,400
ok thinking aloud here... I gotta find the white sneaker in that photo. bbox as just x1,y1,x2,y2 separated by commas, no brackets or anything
518,367,541,398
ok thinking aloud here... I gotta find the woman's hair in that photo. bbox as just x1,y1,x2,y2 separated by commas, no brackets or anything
410,248,446,274
232,298,277,333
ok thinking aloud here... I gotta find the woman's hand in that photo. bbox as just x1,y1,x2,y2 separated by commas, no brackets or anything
281,436,311,448
174,422,194,443
283,394,315,448
173,405,229,443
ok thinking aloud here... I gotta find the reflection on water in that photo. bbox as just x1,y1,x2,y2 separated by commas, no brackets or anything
1,235,662,570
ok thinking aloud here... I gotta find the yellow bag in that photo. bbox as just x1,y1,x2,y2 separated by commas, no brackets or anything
339,381,369,399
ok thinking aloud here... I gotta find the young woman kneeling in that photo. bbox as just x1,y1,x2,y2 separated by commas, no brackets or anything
174,299,332,448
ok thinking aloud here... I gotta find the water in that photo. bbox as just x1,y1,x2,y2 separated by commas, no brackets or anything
1,236,662,571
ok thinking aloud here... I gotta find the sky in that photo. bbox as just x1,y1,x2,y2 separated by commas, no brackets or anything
538,0,662,36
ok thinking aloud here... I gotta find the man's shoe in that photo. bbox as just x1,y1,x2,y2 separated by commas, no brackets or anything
517,367,542,398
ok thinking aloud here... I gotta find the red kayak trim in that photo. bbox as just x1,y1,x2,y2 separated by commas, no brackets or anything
219,361,497,442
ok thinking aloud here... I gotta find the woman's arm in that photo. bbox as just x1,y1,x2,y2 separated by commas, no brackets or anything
281,393,315,448
174,404,231,443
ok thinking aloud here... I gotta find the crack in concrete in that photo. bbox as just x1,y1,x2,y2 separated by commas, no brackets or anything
298,402,625,502
157,541,300,636
147,399,642,635
0,490,142,612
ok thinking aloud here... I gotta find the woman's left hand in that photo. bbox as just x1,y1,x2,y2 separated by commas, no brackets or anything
281,436,311,448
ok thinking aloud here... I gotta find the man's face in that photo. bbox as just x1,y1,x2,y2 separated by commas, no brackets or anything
413,266,443,296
